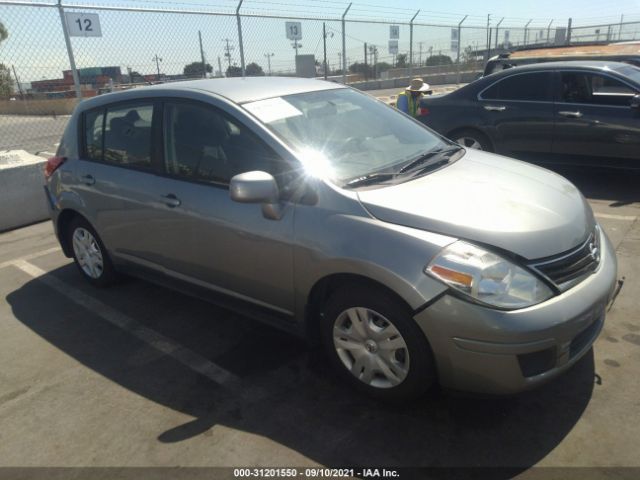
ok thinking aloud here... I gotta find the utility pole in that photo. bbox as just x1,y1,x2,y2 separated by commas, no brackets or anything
222,38,234,69
198,30,207,78
152,54,162,76
566,17,572,45
217,56,222,77
264,52,274,76
11,65,24,97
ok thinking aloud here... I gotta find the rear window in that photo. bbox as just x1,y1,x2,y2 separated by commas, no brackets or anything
82,102,154,169
482,72,552,101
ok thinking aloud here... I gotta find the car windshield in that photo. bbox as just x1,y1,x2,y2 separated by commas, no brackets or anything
242,88,446,185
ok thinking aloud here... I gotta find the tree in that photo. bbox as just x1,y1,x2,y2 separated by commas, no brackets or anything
425,54,453,66
183,61,213,77
374,62,392,73
0,22,13,97
348,62,372,78
0,22,8,43
226,65,242,77
395,53,408,68
245,62,265,76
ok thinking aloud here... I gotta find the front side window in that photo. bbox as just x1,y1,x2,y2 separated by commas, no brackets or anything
560,72,638,106
163,101,285,185
102,103,154,168
482,72,552,102
243,88,446,185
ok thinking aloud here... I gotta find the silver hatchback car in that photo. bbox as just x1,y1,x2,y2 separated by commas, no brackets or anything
45,77,618,400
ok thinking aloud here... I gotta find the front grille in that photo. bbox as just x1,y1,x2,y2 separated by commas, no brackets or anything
530,227,601,288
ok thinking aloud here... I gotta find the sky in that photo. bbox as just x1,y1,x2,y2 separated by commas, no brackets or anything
0,0,639,84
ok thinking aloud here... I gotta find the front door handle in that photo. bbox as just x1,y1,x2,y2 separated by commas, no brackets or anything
161,194,181,208
558,111,583,118
484,105,506,112
80,174,95,186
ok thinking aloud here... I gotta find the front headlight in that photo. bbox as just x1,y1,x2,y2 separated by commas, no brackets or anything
426,241,553,309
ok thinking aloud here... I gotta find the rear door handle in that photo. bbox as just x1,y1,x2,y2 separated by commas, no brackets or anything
80,174,95,186
558,111,583,118
161,194,181,208
484,105,506,112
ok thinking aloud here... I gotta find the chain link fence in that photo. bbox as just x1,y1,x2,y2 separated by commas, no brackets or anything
1,0,639,154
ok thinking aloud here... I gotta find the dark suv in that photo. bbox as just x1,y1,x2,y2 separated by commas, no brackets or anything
420,61,640,169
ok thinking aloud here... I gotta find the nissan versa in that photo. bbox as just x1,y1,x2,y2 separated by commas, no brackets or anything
44,77,618,400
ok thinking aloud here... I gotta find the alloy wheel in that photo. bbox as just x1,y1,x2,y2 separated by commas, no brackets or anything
455,136,483,150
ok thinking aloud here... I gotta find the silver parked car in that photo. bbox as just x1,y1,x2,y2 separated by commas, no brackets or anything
44,77,618,400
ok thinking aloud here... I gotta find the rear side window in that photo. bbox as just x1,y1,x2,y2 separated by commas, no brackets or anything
103,104,154,168
84,109,104,162
482,72,552,101
560,72,638,106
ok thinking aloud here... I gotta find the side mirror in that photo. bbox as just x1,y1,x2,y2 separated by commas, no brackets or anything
229,171,282,220
631,94,640,110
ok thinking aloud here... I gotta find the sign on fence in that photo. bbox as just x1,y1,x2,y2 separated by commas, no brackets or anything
450,29,458,51
389,25,399,39
65,12,102,37
285,22,302,40
388,40,398,54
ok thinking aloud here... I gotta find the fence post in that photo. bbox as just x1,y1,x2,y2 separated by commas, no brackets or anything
198,31,206,78
524,19,532,47
547,20,553,44
408,10,420,78
456,15,467,85
566,17,572,45
495,17,504,49
57,0,82,100
341,3,352,84
236,0,245,77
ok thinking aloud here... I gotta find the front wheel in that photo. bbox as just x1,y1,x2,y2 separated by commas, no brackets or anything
68,217,119,287
451,128,492,151
320,285,436,400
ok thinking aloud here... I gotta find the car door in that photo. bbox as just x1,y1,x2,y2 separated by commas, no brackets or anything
76,100,169,266
478,71,555,160
151,98,296,316
552,69,640,168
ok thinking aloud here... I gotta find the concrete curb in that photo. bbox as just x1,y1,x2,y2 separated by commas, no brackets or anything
0,150,49,232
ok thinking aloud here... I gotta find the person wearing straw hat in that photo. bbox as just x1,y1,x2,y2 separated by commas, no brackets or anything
396,78,432,117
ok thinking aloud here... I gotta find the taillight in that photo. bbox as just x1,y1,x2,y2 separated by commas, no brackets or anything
44,156,66,178
419,107,430,116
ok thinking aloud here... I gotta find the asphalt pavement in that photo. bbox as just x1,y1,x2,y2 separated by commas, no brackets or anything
0,167,639,479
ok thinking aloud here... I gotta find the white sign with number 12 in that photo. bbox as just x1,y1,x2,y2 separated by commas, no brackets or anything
65,12,102,37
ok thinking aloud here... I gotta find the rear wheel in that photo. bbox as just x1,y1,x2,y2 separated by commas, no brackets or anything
451,128,492,152
320,284,436,400
68,217,118,287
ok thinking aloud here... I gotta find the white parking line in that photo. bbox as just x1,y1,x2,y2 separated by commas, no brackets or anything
594,212,637,221
0,246,61,270
10,259,241,389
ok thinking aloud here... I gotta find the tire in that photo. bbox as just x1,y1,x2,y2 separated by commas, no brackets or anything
320,284,436,401
68,216,118,287
450,128,493,152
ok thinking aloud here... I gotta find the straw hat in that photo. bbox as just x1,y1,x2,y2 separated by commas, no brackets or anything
406,78,431,92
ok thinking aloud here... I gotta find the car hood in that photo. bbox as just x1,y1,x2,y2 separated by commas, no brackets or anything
356,150,595,260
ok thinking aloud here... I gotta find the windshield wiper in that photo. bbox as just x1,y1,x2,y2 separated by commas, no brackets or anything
398,146,462,174
343,172,397,189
